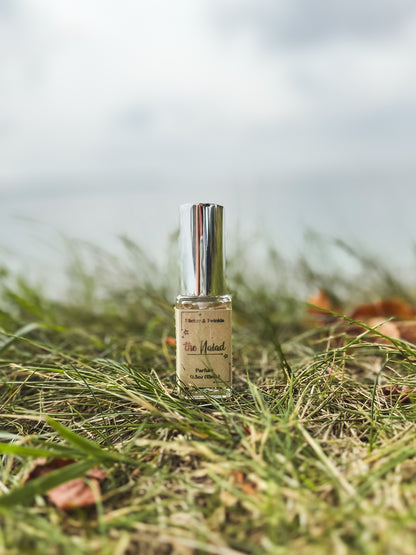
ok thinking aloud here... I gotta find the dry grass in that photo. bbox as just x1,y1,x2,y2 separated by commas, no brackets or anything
1,239,416,554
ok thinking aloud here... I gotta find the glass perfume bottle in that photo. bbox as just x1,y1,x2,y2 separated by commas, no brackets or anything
175,203,232,399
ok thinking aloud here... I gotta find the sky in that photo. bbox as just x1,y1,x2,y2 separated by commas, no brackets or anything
1,0,416,287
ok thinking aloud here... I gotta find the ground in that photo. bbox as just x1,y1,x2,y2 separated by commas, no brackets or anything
1,241,416,554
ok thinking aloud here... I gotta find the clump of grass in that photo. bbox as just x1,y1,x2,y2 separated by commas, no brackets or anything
1,237,416,554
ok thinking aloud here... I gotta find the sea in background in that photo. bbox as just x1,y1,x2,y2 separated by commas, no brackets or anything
1,175,416,299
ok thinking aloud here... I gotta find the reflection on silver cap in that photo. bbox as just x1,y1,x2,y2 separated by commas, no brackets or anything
179,203,225,296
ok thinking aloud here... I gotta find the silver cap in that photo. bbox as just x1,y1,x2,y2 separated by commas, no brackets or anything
179,203,226,296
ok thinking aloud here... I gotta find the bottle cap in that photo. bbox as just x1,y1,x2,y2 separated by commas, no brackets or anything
179,203,226,296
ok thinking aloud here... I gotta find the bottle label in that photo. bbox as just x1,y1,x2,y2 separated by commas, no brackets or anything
175,307,232,389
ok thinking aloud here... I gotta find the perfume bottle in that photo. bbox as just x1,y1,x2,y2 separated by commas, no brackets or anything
175,203,232,399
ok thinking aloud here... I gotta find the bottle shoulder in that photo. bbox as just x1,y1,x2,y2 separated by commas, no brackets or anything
175,294,232,310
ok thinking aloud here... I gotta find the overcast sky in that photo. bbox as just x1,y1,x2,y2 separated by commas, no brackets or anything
1,0,416,282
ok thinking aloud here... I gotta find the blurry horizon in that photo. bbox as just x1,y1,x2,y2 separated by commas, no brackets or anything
1,0,416,289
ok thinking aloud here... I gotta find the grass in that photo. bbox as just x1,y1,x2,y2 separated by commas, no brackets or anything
1,238,416,554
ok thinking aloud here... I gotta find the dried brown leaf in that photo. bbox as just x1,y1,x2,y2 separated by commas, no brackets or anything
366,317,401,345
231,470,258,496
163,336,177,347
381,385,416,404
307,290,337,325
24,458,106,510
396,321,416,344
351,299,415,321
24,457,75,480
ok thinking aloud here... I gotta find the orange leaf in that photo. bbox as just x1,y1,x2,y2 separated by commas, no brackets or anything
47,468,106,510
396,321,416,344
25,458,106,510
351,299,415,321
231,470,258,496
366,317,401,345
307,290,338,325
163,337,176,347
307,290,333,312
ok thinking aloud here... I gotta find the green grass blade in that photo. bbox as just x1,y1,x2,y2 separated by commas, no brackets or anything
0,323,40,354
0,442,79,459
46,417,136,465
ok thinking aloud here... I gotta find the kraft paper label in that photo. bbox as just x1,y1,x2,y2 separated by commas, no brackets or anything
175,307,232,388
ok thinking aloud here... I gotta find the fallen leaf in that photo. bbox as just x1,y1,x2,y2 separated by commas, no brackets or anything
163,337,176,347
351,299,415,321
231,470,258,496
307,293,416,346
348,299,416,345
307,290,334,313
24,458,106,510
25,457,74,479
396,321,416,344
47,468,106,510
307,290,339,325
381,385,416,404
366,317,401,345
